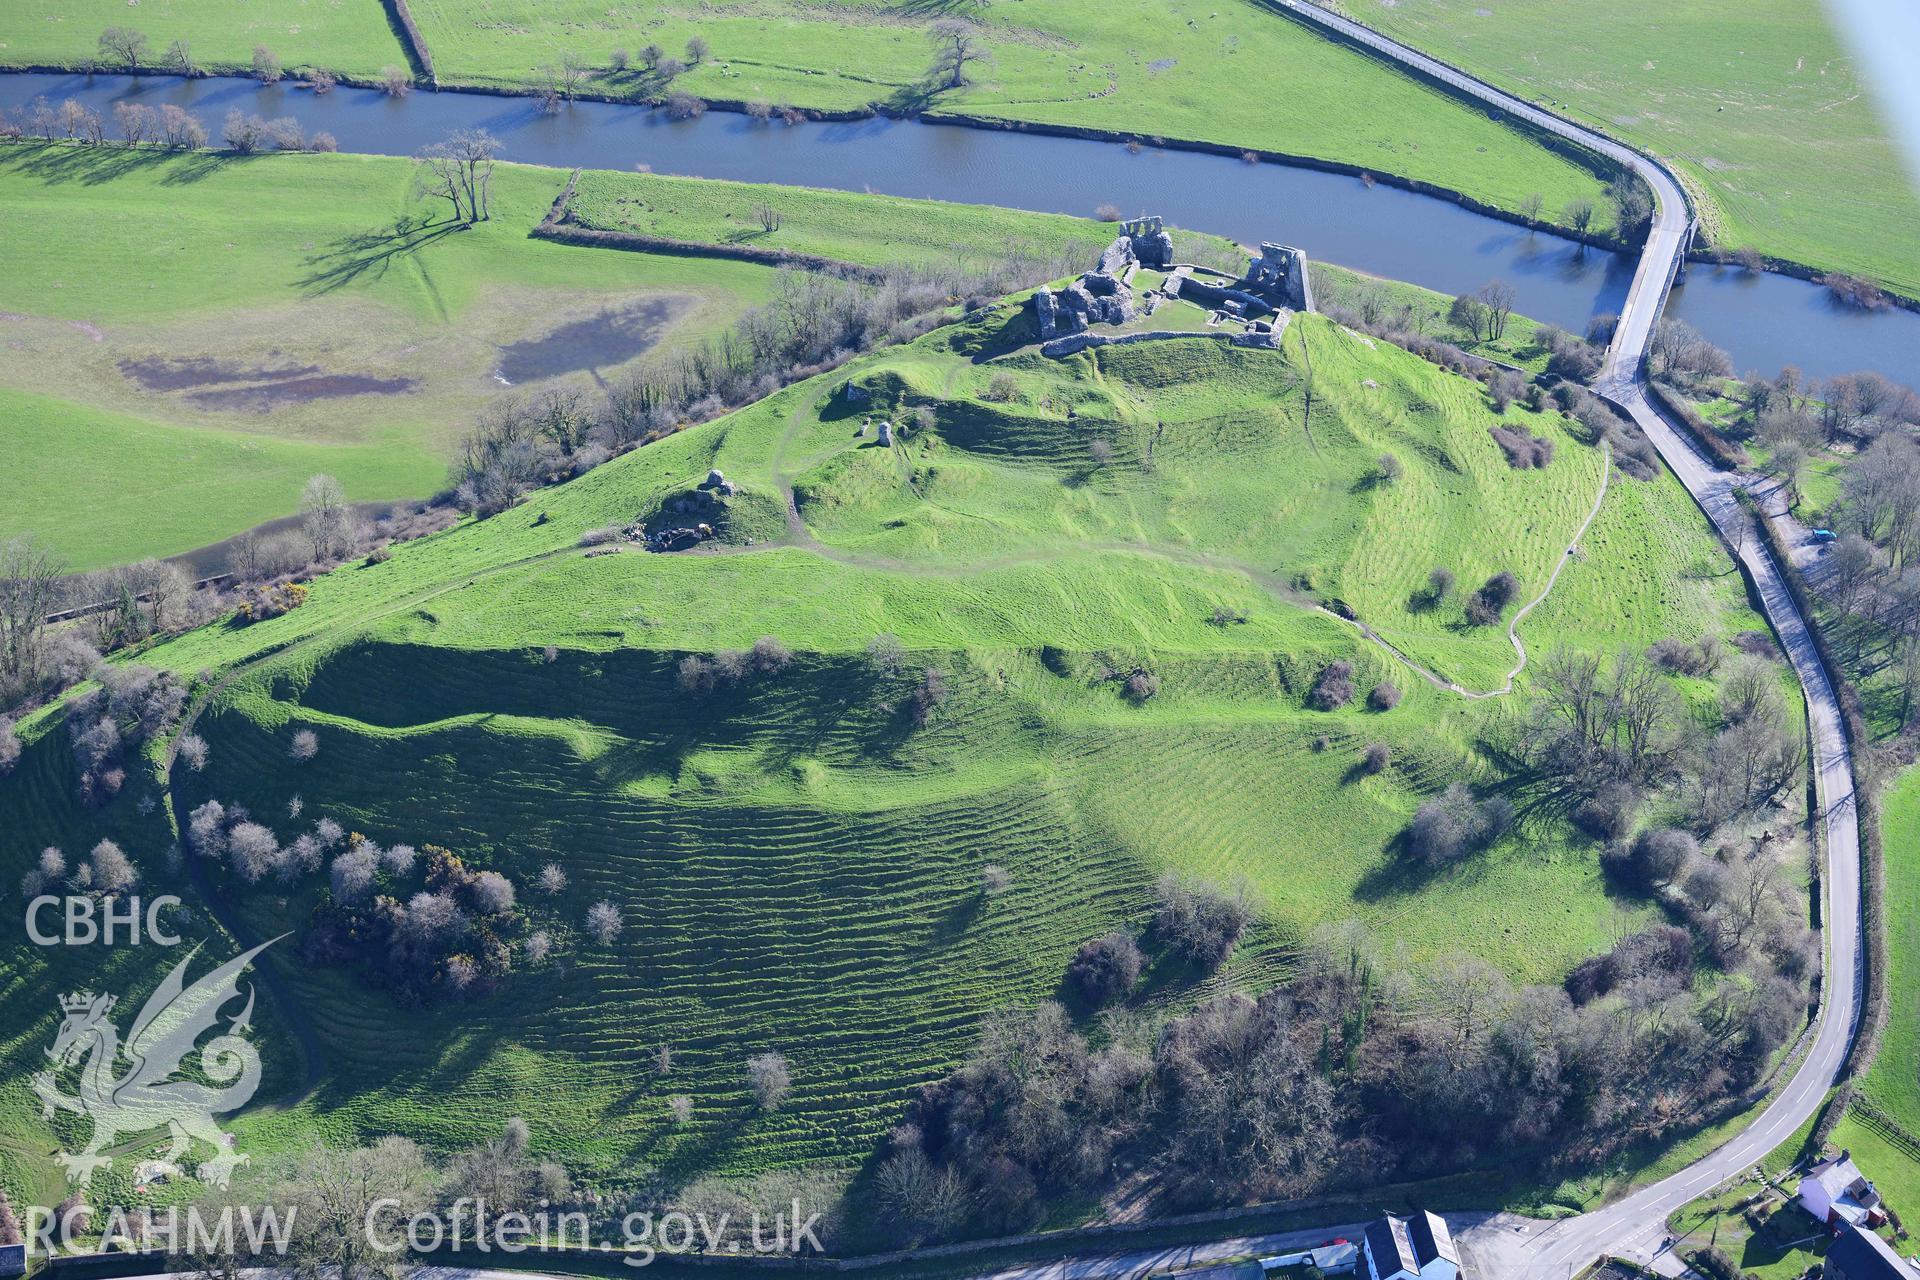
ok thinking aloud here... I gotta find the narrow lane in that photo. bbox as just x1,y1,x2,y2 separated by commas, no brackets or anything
1262,5,1866,1277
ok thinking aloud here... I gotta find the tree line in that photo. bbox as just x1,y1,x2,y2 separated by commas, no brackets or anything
876,636,1813,1242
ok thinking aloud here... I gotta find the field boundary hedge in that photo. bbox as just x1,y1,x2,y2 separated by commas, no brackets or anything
379,0,437,85
530,220,887,279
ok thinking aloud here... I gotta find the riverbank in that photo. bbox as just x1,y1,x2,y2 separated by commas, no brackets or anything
3,70,1912,383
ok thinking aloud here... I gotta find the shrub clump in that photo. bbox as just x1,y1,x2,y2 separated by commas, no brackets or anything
1464,571,1519,627
1488,425,1554,469
1368,681,1401,711
1306,661,1355,711
1067,932,1145,1005
1407,782,1513,865
1153,873,1252,969
236,581,309,622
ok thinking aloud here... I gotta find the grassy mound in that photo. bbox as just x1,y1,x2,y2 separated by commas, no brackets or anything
0,305,1763,1221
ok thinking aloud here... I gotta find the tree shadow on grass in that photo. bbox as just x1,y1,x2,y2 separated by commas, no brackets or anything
0,139,173,186
881,78,946,116
2,141,270,187
156,149,264,186
297,214,465,295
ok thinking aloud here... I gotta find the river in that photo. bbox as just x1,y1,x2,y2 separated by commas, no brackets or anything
2,70,1914,385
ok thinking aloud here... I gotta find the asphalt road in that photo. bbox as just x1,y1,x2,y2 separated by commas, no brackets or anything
981,6,1868,1279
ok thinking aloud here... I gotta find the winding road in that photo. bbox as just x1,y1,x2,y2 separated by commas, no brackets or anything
977,4,1867,1278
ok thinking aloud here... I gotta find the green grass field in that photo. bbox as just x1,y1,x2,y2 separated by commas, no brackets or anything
1337,0,1920,300
410,0,1617,230
565,169,1116,270
0,145,1122,569
0,0,409,79
0,301,1769,1223
1829,771,1920,1214
0,0,1622,238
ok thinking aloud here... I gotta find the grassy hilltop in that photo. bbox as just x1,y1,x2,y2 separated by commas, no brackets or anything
0,299,1766,1220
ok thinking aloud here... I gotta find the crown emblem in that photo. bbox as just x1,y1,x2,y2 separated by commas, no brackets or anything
61,992,114,1015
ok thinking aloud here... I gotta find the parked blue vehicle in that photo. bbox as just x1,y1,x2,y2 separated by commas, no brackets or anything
1812,529,1839,543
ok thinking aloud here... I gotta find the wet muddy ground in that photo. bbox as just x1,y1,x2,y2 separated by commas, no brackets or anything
118,356,416,411
494,297,688,384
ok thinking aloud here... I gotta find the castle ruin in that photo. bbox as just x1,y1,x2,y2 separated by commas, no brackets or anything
1031,215,1312,357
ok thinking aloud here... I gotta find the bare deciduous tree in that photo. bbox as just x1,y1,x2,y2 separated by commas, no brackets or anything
0,535,65,708
927,20,987,90
114,101,157,145
1474,280,1517,341
746,1051,791,1111
98,27,150,73
586,900,622,944
268,1138,435,1280
414,129,501,223
301,473,351,559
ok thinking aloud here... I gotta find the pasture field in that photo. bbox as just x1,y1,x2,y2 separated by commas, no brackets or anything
1829,772,1920,1210
0,0,409,79
0,145,1119,569
0,0,1621,236
410,0,1621,235
565,169,1121,270
1338,0,1920,300
0,386,438,571
0,304,1771,1219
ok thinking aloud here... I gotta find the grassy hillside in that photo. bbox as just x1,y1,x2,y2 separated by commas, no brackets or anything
0,145,1117,569
0,0,1621,237
0,304,1766,1222
1339,0,1920,301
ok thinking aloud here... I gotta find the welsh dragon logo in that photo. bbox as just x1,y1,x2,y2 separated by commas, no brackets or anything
32,938,280,1188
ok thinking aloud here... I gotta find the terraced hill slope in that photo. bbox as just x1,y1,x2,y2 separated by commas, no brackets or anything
0,306,1764,1222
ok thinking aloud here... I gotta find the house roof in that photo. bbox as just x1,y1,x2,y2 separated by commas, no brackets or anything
1829,1222,1910,1280
1807,1154,1868,1198
1367,1212,1459,1277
